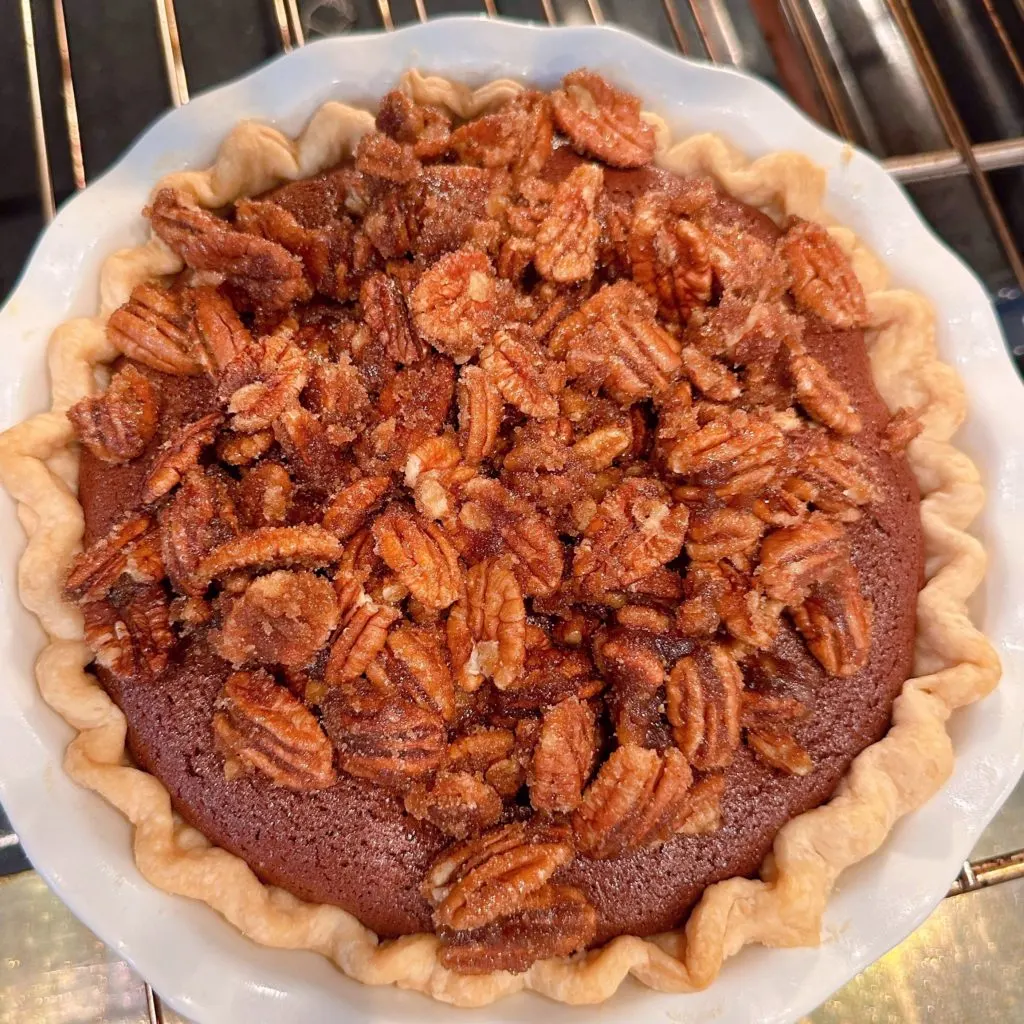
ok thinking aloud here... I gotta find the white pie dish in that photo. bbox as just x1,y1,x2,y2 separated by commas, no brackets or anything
0,15,1021,1024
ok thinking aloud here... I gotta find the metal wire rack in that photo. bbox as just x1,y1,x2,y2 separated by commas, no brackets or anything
6,1,1024,1021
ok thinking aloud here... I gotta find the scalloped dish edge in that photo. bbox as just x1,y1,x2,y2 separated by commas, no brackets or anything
0,68,1001,1008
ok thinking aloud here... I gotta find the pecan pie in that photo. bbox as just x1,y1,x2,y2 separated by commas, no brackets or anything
0,64,996,1006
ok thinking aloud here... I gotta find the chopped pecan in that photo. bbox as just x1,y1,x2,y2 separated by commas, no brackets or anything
685,507,764,568
788,348,861,435
456,365,504,465
405,434,474,522
425,821,574,931
781,219,868,329
215,570,338,668
404,772,503,839
106,283,200,375
325,692,445,787
213,669,336,790
479,326,565,420
551,69,656,168
792,563,872,677
551,281,682,405
447,556,526,692
147,188,310,310
410,249,501,363
223,327,309,432
756,513,847,606
141,412,223,505
360,272,425,365
495,645,599,714
629,194,713,323
322,476,391,539
65,514,163,603
68,365,160,465
741,690,813,776
372,506,463,610
679,346,741,402
667,408,784,497
666,644,743,771
573,745,720,859
534,163,603,283
236,462,293,529
355,130,421,183
159,468,238,595
324,586,400,683
377,623,457,722
573,478,688,598
438,883,597,975
82,583,173,680
376,89,452,159
216,428,274,466
881,408,922,454
196,525,342,586
446,728,516,774
528,697,596,813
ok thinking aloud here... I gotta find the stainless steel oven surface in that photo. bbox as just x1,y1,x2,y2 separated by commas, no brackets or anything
1,3,1021,1022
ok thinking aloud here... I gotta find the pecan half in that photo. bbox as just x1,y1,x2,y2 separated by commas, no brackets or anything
376,622,456,721
372,506,463,610
190,286,252,375
222,327,309,433
457,365,504,465
573,745,720,859
741,690,813,776
629,194,713,323
141,412,223,505
376,89,452,159
685,507,764,568
83,583,173,680
446,728,516,774
534,163,603,284
212,669,336,790
787,347,862,435
65,514,163,603
404,772,503,839
792,563,872,677
679,345,740,402
68,365,160,465
599,631,668,748
215,570,339,668
360,272,425,365
781,219,868,329
236,462,293,530
196,525,342,586
355,130,421,183
216,428,274,466
147,188,310,310
450,91,553,175
756,513,847,606
479,326,565,420
551,69,656,168
446,556,526,692
324,586,400,683
410,249,500,363
106,283,200,375
551,281,682,405
528,697,596,813
322,476,391,540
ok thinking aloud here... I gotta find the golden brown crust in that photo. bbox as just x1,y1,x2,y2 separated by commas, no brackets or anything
0,69,1000,1007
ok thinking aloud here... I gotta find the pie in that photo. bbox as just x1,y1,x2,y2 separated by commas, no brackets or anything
0,67,999,1006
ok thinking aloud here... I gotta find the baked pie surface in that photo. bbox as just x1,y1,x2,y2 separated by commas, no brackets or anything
0,67,999,1006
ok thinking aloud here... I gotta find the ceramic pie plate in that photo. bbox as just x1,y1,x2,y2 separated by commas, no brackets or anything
0,17,1021,1024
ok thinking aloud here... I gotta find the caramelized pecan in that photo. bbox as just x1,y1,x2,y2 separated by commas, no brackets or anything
756,513,847,606
355,130,421,183
141,412,223,505
190,286,252,375
788,347,861,435
82,583,173,680
68,365,160,464
404,772,503,839
196,525,342,586
322,476,391,540
65,514,163,603
324,586,400,683
741,690,813,776
236,462,293,530
360,272,425,365
528,697,596,813
222,327,308,432
376,622,456,721
792,563,872,677
479,326,565,420
372,506,463,610
106,283,200,375
213,669,336,790
456,365,504,465
534,163,603,284
781,219,868,329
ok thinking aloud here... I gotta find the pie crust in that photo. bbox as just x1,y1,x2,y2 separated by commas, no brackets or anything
0,69,1000,1006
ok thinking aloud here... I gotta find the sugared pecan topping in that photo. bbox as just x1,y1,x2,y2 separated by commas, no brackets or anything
196,525,342,586
446,728,516,774
685,507,764,568
786,433,877,519
376,89,451,158
216,428,274,466
65,514,163,603
573,478,688,599
355,130,421,183
792,563,872,677
410,249,501,363
552,69,656,168
629,193,713,324
781,219,868,329
68,365,160,465
147,188,310,311
446,556,526,692
324,585,400,684
456,364,503,465
360,272,424,365
599,631,668,748
190,286,252,375
372,506,462,610
534,163,603,283
236,462,293,530
212,669,336,790
551,281,682,404
222,327,308,432
82,583,173,680
666,644,743,771
374,622,456,721
680,345,741,402
141,412,223,505
573,745,720,859
528,697,596,813
323,476,391,540
479,326,565,420
788,347,861,435
449,91,553,176
425,821,574,931
215,570,338,668
106,283,200,375
404,771,503,839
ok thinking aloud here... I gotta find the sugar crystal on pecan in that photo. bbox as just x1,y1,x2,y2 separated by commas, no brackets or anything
68,365,160,465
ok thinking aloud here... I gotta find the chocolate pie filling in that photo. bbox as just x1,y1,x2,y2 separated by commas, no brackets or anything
69,73,922,965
